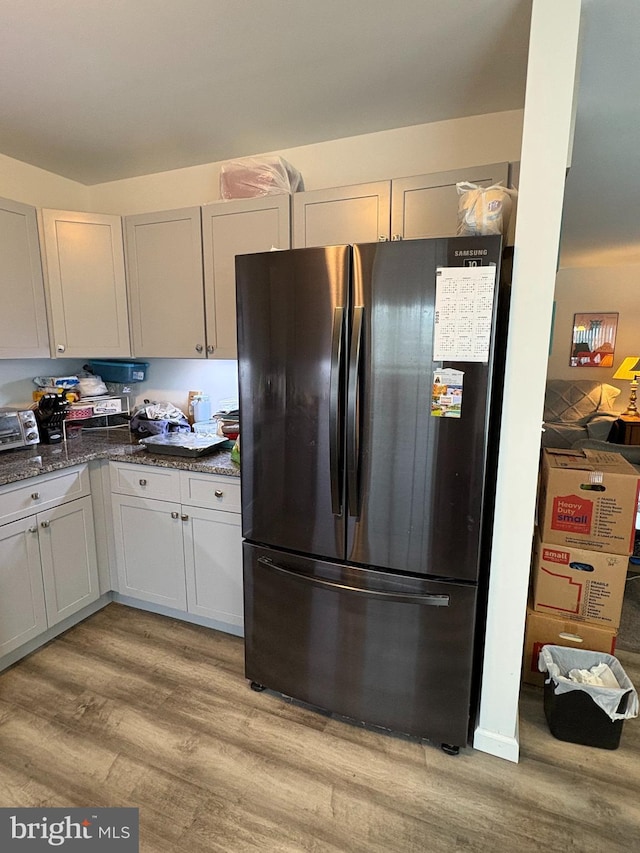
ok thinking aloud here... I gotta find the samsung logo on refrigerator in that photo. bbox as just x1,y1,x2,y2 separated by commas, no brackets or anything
454,249,488,256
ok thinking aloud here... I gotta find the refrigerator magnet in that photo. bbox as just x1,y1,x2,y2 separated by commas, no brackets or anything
431,369,464,418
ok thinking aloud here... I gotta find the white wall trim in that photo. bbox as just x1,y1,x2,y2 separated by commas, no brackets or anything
473,724,520,764
474,0,583,762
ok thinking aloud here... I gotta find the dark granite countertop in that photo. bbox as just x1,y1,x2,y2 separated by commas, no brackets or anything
0,429,240,486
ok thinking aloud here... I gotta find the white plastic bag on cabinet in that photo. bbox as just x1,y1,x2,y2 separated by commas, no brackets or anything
220,156,304,199
456,182,517,237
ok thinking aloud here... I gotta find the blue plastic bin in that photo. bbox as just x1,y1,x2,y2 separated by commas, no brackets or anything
88,360,149,383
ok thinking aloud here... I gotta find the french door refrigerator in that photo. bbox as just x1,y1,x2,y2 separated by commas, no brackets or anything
236,235,506,751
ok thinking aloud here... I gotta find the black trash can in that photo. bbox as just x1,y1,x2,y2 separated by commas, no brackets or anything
538,645,638,750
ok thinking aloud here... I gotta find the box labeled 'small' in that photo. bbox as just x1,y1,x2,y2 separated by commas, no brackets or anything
532,535,627,628
522,605,617,687
537,448,640,556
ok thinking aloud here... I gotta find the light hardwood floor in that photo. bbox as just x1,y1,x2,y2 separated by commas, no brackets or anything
0,603,638,852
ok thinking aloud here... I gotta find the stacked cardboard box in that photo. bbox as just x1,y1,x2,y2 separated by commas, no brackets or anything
523,448,640,686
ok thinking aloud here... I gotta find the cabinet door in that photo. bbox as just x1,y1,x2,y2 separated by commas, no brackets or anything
292,181,391,248
125,207,206,358
0,517,47,656
41,209,131,358
0,197,50,358
391,163,510,241
202,195,290,359
183,506,243,628
111,493,187,610
38,496,99,627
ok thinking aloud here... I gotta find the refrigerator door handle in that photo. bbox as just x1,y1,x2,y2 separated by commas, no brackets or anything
347,305,364,517
330,306,345,515
257,556,450,606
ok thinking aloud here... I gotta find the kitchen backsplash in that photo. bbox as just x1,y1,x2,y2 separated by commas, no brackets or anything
0,358,239,416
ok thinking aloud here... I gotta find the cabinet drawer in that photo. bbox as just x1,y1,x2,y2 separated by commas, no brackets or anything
109,462,181,501
180,472,241,513
0,465,90,526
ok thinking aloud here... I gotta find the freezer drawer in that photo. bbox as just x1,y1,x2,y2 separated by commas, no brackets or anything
243,542,478,748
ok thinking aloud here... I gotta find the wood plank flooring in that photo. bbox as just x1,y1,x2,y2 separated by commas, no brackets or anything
0,603,638,852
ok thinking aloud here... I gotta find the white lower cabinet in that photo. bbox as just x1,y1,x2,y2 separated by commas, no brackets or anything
39,496,100,626
110,463,243,632
183,506,243,627
111,494,187,609
0,466,100,658
0,517,47,656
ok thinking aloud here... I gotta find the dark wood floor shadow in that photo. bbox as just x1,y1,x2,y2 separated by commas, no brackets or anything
1,603,638,852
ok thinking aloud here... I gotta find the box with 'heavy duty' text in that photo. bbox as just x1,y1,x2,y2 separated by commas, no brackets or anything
531,535,627,628
537,448,640,556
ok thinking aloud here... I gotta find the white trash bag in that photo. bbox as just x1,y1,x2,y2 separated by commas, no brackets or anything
538,645,638,721
456,181,517,237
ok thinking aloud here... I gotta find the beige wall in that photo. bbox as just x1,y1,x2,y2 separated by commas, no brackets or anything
0,152,88,209
547,264,640,408
88,110,524,215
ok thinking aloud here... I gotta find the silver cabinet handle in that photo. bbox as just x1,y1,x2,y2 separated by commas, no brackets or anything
139,478,147,486
180,514,189,521
40,520,50,528
214,490,223,498
28,526,38,534
206,345,214,354
56,344,66,353
378,235,388,242
171,511,179,519
195,344,204,353
392,234,403,241
31,492,40,500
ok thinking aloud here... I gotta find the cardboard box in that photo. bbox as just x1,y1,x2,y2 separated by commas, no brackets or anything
531,536,627,628
522,606,617,687
537,448,640,556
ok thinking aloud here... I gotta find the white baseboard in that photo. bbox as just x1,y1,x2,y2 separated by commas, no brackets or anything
473,722,520,763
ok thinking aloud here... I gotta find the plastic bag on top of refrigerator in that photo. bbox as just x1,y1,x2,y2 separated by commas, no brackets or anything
456,181,517,237
220,156,304,199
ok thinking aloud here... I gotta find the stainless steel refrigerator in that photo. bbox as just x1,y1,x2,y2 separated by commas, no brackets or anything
236,236,507,752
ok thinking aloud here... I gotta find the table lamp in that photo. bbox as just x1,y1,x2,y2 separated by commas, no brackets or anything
613,356,640,418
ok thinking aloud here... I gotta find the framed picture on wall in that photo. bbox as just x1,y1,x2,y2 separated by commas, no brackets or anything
570,312,619,367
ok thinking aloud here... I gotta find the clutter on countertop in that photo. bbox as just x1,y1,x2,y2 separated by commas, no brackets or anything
34,393,69,444
0,431,240,486
139,432,228,458
220,155,304,199
130,401,190,437
189,393,211,425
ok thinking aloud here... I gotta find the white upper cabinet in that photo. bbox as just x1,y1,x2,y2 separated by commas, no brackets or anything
391,163,510,241
41,209,131,358
202,195,291,359
292,163,511,249
292,182,391,248
0,197,50,358
124,207,206,358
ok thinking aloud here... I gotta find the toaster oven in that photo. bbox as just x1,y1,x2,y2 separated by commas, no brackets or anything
0,408,40,451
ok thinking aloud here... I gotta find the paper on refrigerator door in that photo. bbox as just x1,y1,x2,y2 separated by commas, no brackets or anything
433,265,497,362
431,368,464,418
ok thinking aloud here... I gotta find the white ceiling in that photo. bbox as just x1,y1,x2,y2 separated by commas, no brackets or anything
0,1,637,266
0,0,531,184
